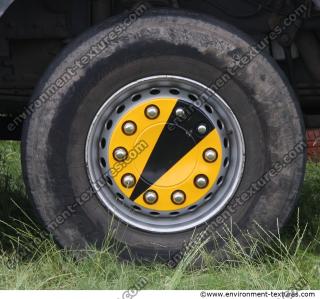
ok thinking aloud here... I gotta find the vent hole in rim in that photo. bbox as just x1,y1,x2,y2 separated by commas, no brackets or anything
217,176,224,186
170,88,180,95
133,205,141,211
224,157,230,168
106,120,113,130
106,176,113,186
150,211,160,216
100,157,107,168
150,89,160,95
188,94,198,102
205,193,213,200
205,104,213,114
116,105,125,114
132,94,142,102
117,193,124,200
224,138,229,149
188,205,198,211
100,138,106,149
170,211,180,216
217,119,224,130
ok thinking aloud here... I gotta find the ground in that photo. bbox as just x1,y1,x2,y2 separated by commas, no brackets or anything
0,141,319,290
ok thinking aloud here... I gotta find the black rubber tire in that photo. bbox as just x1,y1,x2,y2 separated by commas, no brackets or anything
22,9,306,262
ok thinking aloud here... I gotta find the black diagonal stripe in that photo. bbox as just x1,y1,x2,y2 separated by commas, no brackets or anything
130,100,214,201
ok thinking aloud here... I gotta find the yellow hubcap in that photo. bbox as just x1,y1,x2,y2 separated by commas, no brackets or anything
108,98,223,212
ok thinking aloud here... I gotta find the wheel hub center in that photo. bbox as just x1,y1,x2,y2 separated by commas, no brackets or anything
133,123,197,188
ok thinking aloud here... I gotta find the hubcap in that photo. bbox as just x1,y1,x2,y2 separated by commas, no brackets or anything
85,76,245,233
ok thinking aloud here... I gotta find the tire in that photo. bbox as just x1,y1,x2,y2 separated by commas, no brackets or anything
22,9,306,262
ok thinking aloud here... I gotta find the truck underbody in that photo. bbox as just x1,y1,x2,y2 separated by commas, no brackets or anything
0,0,320,140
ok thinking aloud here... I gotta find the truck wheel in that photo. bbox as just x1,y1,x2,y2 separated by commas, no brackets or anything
22,10,306,261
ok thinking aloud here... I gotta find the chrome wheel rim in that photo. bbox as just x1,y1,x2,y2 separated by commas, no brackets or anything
85,75,245,233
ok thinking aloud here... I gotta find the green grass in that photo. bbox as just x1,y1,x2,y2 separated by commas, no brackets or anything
0,141,319,290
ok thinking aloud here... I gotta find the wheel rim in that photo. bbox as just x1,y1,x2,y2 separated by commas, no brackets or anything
85,76,245,233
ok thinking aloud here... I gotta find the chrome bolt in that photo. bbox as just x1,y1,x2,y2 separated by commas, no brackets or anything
175,107,186,119
144,190,158,205
204,148,218,163
121,174,136,188
171,191,186,205
113,147,128,161
122,121,137,135
197,124,207,135
145,105,160,119
194,175,209,189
